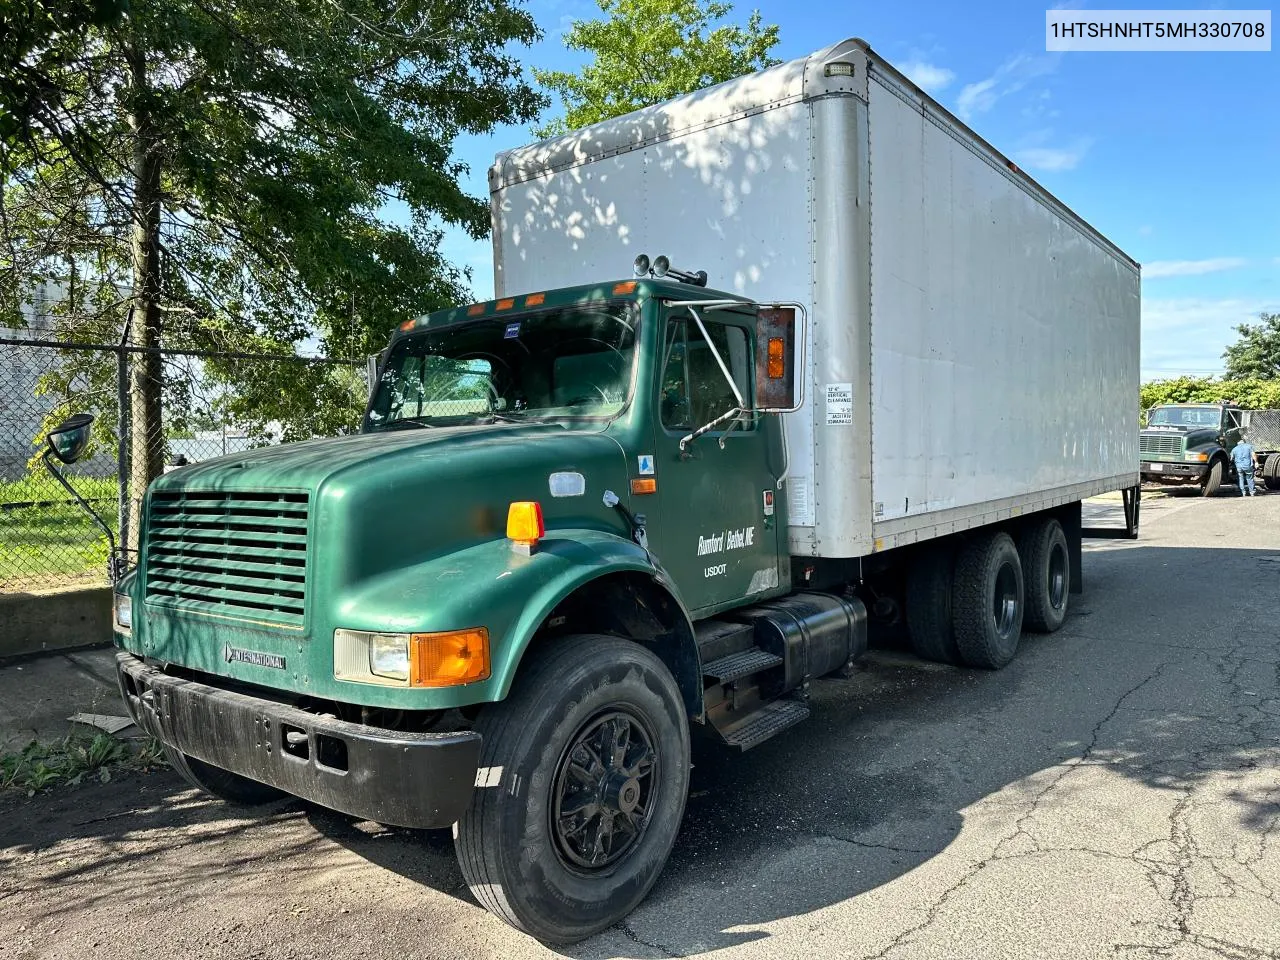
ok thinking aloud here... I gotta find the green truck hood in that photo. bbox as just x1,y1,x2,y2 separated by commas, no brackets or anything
140,422,632,634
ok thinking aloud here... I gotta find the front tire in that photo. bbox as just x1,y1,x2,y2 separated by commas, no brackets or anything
952,532,1025,670
1200,459,1223,497
1020,518,1070,633
162,746,284,805
455,634,690,944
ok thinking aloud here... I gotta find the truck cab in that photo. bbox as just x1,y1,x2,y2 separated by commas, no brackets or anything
1140,402,1243,495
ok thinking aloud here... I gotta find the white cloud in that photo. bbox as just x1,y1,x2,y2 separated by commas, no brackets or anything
1143,258,1249,279
1015,138,1093,172
899,60,956,93
956,53,1060,120
1141,298,1277,379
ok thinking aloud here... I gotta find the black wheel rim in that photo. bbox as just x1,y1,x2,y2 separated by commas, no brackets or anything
1048,543,1068,611
550,709,659,872
993,561,1020,638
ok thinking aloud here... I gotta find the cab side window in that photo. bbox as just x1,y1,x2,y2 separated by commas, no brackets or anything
659,318,752,431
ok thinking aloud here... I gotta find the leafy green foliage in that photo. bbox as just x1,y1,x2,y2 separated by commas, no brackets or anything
1223,312,1280,381
534,0,780,138
1140,376,1280,420
0,733,166,796
1,0,546,471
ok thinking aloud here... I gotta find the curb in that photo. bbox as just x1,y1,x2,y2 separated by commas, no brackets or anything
0,586,112,658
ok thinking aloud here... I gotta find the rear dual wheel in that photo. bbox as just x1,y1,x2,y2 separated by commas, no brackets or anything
907,518,1069,670
952,532,1025,669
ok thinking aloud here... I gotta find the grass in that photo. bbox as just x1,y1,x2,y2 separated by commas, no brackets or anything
0,733,168,797
0,474,120,590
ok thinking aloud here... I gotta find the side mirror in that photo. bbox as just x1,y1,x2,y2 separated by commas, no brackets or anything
367,348,389,398
45,413,95,465
755,307,798,410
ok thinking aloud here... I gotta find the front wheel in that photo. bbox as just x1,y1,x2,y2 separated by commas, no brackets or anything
455,634,690,944
162,745,284,805
1200,459,1224,497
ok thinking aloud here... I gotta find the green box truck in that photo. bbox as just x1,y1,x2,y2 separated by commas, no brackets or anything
102,39,1140,941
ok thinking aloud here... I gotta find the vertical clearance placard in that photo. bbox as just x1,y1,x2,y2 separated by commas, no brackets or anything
825,382,853,426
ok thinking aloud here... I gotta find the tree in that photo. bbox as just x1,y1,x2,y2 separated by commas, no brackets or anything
1223,312,1280,380
1,0,544,543
1139,376,1280,422
533,0,780,138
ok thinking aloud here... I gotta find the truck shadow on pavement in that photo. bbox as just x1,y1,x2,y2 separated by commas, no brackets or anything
3,542,1278,959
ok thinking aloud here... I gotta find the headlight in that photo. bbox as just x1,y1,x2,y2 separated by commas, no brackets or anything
1184,451,1210,462
334,628,490,687
369,633,410,681
113,594,132,635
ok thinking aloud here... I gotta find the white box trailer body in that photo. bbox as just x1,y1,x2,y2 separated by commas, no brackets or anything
490,38,1141,559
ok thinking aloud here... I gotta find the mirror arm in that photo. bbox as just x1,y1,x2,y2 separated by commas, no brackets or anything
679,407,744,454
42,450,119,582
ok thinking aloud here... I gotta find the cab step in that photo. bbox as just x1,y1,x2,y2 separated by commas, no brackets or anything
717,699,811,751
694,619,757,664
702,647,783,684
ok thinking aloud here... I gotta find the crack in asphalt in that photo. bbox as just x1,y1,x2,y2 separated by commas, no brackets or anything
822,835,933,856
860,649,1280,960
613,920,686,959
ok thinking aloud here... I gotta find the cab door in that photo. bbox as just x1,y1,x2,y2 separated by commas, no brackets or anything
640,309,784,616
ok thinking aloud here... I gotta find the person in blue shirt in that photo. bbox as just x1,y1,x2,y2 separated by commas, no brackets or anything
1230,433,1259,497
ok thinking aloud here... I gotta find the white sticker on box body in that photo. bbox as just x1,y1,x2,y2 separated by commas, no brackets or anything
825,383,853,426
788,476,815,526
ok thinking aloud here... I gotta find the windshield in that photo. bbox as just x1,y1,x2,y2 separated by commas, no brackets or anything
365,303,637,430
1148,406,1223,428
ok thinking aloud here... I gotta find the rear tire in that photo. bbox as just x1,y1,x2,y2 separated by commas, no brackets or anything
455,634,690,944
1200,459,1223,497
952,532,1024,670
162,746,284,805
1020,518,1070,633
906,548,962,664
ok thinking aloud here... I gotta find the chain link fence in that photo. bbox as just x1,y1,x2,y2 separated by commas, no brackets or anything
0,335,365,592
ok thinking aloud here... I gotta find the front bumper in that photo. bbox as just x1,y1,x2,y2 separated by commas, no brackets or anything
1141,461,1204,483
117,653,481,828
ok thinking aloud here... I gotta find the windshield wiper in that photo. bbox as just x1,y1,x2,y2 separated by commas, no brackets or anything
381,416,437,430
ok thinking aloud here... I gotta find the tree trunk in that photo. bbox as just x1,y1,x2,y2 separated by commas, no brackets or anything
126,48,165,552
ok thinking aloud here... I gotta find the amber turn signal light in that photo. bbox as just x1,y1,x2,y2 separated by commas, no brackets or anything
507,501,545,545
767,337,786,379
630,477,657,495
410,628,490,687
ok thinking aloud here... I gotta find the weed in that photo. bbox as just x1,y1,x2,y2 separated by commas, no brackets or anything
0,732,169,797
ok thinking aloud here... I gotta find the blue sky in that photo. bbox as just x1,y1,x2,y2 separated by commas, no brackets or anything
436,0,1278,381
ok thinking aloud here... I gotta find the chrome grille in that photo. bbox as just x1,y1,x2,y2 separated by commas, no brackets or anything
145,491,309,627
1140,435,1182,457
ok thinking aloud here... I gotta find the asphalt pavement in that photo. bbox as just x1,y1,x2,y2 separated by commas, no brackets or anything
2,487,1278,959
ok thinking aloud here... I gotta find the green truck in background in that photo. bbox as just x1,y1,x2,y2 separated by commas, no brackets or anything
41,41,1145,943
1140,403,1280,495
